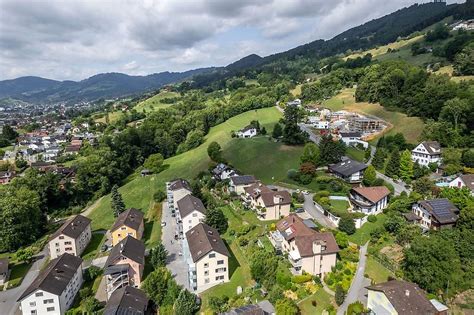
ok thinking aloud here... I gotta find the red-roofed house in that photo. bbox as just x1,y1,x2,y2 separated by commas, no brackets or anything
349,186,390,215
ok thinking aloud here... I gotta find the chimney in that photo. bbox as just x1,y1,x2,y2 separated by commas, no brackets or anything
312,241,322,254
405,289,410,297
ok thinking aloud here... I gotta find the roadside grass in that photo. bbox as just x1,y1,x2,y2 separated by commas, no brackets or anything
346,146,366,162
365,255,394,284
322,88,424,143
348,214,387,245
81,232,106,261
223,137,303,184
144,202,163,248
134,91,179,113
298,288,334,314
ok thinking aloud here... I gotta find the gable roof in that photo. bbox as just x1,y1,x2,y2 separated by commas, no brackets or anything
111,208,144,233
418,198,459,224
50,214,91,241
239,125,257,133
367,280,438,314
416,141,441,155
351,186,390,204
18,253,82,301
260,190,292,207
222,300,275,315
340,131,361,138
106,236,145,267
230,175,256,186
329,159,367,177
104,286,148,315
168,178,191,191
459,174,474,191
244,182,272,198
186,223,230,262
177,195,206,218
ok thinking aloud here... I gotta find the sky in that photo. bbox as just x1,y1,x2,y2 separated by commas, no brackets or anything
0,0,463,81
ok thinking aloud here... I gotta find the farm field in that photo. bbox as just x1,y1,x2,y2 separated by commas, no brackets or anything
344,35,424,60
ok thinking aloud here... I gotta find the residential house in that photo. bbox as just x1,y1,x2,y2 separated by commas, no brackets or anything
0,170,15,184
177,195,207,234
367,280,448,315
339,131,368,149
287,99,302,107
236,125,257,138
212,163,238,181
110,208,144,246
64,145,81,155
315,120,330,130
411,141,442,167
0,258,8,285
48,215,92,259
104,286,149,315
350,186,390,215
229,175,257,194
186,223,230,292
411,198,459,230
449,174,474,195
242,182,291,221
329,159,368,183
222,300,275,315
167,178,192,210
269,214,339,276
104,236,145,299
18,253,83,315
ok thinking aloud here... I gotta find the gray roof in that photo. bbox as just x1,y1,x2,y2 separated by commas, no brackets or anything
177,195,206,218
186,223,230,263
239,125,256,133
18,253,82,301
0,258,8,275
106,236,145,267
329,159,367,177
340,132,361,138
104,286,148,315
222,300,275,315
419,198,459,224
50,214,91,241
230,175,256,186
169,178,192,191
420,141,441,155
111,208,144,233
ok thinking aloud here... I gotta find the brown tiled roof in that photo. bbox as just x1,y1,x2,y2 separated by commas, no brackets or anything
0,258,8,275
276,214,339,257
367,280,438,314
177,195,206,218
169,178,191,191
243,182,272,199
351,186,390,204
260,190,292,207
460,174,474,191
106,236,145,267
111,208,144,233
104,286,148,315
50,214,91,241
186,223,230,263
18,253,82,301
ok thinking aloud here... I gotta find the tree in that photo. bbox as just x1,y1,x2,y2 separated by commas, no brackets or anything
204,208,228,234
250,250,279,288
440,98,468,131
363,165,377,186
2,125,18,141
335,232,349,249
142,268,173,305
372,148,387,170
442,148,463,175
150,243,168,269
384,214,406,234
335,284,345,306
338,216,356,235
282,105,308,145
385,149,400,178
299,162,316,175
411,177,434,196
174,289,199,315
272,123,283,138
462,149,474,168
319,135,346,165
81,296,101,313
207,141,223,163
143,153,164,173
399,150,414,182
275,298,299,315
260,126,267,135
16,247,34,264
300,142,320,166
111,184,126,217
453,43,474,75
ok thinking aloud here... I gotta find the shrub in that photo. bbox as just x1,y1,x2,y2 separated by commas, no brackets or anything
153,190,166,202
298,174,313,185
315,190,330,199
291,274,313,284
287,169,298,180
79,287,92,299
344,268,352,275
367,215,377,223
335,285,345,306
312,275,322,286
311,300,317,307
325,277,334,286
338,216,356,235
238,237,249,247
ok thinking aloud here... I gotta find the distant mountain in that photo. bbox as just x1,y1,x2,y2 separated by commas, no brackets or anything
0,68,215,104
225,54,263,72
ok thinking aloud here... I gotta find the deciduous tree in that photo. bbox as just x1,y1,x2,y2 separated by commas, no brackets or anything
204,208,228,234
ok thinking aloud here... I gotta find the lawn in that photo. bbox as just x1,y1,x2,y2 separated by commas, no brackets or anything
346,146,366,162
223,137,303,184
365,255,394,284
134,91,180,113
329,199,350,217
94,110,125,124
322,88,425,144
298,288,334,315
348,214,387,245
81,232,106,261
7,262,31,288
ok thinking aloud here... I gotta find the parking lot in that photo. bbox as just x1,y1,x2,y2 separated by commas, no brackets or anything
161,201,190,290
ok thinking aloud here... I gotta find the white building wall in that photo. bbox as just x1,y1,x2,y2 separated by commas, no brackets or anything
194,251,229,291
182,211,206,234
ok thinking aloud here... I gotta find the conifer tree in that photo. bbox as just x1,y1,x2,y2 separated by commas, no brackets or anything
399,150,414,182
111,184,125,217
372,148,387,170
385,149,401,178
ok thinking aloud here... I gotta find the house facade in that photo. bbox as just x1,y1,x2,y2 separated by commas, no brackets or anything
18,254,83,315
329,159,367,183
48,215,92,259
269,214,339,276
186,223,230,292
167,178,192,210
212,163,237,181
104,236,145,299
242,182,291,220
110,208,144,246
349,186,390,215
449,174,474,195
229,175,257,194
411,198,459,230
411,141,442,167
236,125,257,138
177,194,207,234
339,132,369,149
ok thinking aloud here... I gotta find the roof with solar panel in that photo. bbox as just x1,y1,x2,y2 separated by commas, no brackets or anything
419,198,459,224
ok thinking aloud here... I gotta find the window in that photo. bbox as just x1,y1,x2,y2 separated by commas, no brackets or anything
205,278,210,284
215,275,224,281
204,270,209,276
121,227,127,230
192,213,197,217
65,247,72,251
117,234,121,237
204,263,209,268
217,260,224,265
215,268,226,273
55,243,59,247
29,302,36,307
64,241,72,245
209,253,216,258
56,248,60,253
30,311,37,315
58,236,64,240
47,307,55,312
43,299,54,304
35,292,43,297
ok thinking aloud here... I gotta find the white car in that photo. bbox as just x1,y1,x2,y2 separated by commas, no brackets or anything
302,190,309,195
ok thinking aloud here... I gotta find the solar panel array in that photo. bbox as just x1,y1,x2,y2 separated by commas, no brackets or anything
427,199,457,223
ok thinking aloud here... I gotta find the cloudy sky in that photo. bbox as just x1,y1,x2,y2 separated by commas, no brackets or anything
0,0,462,81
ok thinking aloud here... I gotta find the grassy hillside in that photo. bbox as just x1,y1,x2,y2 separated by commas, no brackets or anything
321,88,425,143
134,90,180,113
345,35,424,60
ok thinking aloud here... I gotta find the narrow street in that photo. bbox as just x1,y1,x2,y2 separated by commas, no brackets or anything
303,194,337,229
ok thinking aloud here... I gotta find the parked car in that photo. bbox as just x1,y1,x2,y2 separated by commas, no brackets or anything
295,208,304,213
161,221,166,227
302,190,309,195
100,245,108,252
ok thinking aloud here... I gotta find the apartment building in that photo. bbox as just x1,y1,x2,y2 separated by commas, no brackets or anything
167,178,192,210
242,182,291,220
110,208,144,246
18,254,83,315
186,223,230,292
48,215,92,259
177,194,207,234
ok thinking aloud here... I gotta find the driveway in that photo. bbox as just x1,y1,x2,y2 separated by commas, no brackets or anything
0,247,49,315
303,194,337,229
161,201,190,290
337,242,371,315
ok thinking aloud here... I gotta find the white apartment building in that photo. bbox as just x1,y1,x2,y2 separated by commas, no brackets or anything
177,195,207,235
166,178,192,210
49,215,92,259
411,141,442,167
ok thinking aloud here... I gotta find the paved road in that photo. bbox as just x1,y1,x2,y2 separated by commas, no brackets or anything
375,171,410,196
162,201,190,290
0,248,49,315
303,194,337,229
337,242,371,315
299,123,321,144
